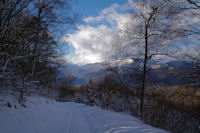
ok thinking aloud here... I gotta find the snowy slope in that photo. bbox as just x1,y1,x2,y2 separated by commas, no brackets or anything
0,96,169,133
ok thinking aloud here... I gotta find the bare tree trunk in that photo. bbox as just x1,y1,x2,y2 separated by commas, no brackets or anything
139,25,148,120
19,76,24,105
32,0,43,75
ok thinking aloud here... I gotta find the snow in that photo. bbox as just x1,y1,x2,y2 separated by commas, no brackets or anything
0,96,169,133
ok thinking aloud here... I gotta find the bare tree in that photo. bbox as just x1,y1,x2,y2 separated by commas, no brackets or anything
31,0,77,75
181,0,200,86
165,0,200,86
107,0,186,120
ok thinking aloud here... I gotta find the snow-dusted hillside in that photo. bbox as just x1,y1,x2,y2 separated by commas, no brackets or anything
0,96,169,133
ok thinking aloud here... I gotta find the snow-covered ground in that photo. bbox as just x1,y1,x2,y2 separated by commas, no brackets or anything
0,96,169,133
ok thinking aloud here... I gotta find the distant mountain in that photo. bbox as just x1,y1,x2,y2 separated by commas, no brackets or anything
58,59,196,87
58,63,105,86
121,59,195,87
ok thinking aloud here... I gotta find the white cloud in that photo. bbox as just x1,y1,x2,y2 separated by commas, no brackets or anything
61,25,114,65
61,2,132,65
83,3,130,28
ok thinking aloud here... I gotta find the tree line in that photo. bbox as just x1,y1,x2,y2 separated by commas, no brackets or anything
0,0,76,102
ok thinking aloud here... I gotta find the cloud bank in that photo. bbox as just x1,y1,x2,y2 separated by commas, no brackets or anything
61,0,200,65
61,1,133,65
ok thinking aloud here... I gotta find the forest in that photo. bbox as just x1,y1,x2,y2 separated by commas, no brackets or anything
0,0,200,133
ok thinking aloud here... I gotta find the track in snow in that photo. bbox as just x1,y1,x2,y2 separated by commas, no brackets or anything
0,97,169,133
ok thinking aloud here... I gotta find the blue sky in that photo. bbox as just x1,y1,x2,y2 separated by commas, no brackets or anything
72,0,127,17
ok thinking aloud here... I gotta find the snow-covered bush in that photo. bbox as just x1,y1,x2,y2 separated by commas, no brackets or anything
77,76,136,113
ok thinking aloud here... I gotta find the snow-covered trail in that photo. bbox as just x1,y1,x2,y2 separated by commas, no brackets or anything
0,97,169,133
